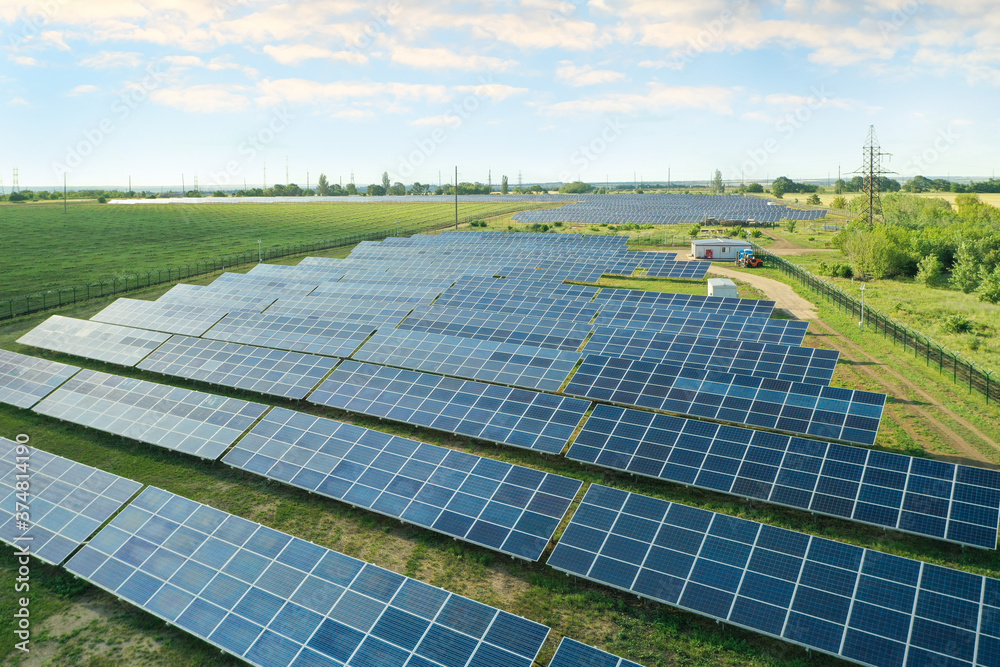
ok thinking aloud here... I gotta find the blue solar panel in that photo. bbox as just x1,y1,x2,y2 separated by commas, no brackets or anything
593,310,809,346
549,637,646,667
17,315,172,366
66,486,551,667
91,298,234,336
398,306,592,352
583,327,839,385
223,408,582,560
568,404,999,548
203,312,376,358
0,437,143,565
352,329,581,391
309,361,590,454
595,290,775,319
0,349,80,409
564,354,885,446
547,484,1000,667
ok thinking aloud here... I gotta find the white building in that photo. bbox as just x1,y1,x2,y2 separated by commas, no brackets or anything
707,278,739,299
690,238,752,260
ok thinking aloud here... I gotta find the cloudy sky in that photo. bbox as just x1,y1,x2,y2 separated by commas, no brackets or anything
1,0,996,189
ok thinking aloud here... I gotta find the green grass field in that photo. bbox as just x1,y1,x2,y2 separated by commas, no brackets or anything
0,200,550,300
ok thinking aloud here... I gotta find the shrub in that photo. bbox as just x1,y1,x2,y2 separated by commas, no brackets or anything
97,195,107,204
806,194,821,205
750,229,763,238
831,196,847,209
915,254,943,286
942,314,974,333
950,244,981,293
977,265,1000,304
784,220,797,233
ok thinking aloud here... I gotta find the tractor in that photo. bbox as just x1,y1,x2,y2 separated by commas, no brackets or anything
735,248,763,268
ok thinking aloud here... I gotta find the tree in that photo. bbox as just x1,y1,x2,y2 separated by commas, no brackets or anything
559,181,593,194
806,193,821,205
950,243,981,293
784,220,797,233
366,183,386,196
316,173,330,196
977,265,1000,303
346,183,358,195
501,175,508,194
212,190,227,197
389,181,406,196
8,192,27,202
833,178,846,194
915,254,943,286
411,182,427,195
382,171,390,194
745,182,764,193
711,169,724,194
771,179,787,199
831,195,847,209
688,223,701,237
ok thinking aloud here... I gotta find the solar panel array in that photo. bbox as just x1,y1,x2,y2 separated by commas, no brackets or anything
91,298,233,337
431,291,601,322
583,327,839,385
593,310,809,346
353,329,582,391
549,484,1000,667
510,194,827,225
570,404,1000,548
18,315,172,366
310,361,590,454
0,437,143,565
595,290,776,319
203,311,376,358
157,284,278,311
66,486,552,667
0,348,80,409
566,354,885,446
33,369,269,460
137,335,337,400
399,306,593,352
224,408,582,560
264,295,415,325
549,637,645,667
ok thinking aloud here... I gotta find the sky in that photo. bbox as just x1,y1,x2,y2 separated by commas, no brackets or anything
1,0,997,190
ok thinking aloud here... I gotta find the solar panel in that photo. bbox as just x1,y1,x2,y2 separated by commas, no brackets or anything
137,336,338,400
0,437,143,565
549,637,645,667
0,349,80,409
398,306,593,352
564,354,885,446
309,361,590,454
17,315,171,366
644,262,712,279
91,298,234,337
66,486,551,667
203,312,376,358
224,408,582,561
569,404,1000,548
157,284,277,311
583,327,839,385
593,310,810,346
443,277,599,301
430,292,599,322
33,369,268,460
595,291,775,319
353,330,581,392
548,484,1000,667
264,296,414,325
246,262,346,282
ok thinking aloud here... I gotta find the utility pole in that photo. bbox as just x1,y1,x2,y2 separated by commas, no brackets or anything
454,165,458,230
128,175,132,196
64,173,67,214
181,173,185,195
853,125,895,228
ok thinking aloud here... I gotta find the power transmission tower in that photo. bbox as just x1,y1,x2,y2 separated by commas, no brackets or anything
12,168,19,193
517,170,522,189
0,176,5,197
193,175,198,193
853,125,895,228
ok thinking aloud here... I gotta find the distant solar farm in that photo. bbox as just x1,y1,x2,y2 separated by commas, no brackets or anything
4,230,997,667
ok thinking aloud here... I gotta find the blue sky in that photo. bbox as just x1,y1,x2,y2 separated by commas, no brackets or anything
1,0,997,189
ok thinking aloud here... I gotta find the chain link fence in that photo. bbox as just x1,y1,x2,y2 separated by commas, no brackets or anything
752,243,998,404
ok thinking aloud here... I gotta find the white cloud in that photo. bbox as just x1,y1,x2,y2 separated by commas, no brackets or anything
410,114,462,127
556,61,625,86
454,84,528,102
150,85,251,113
11,56,40,66
69,84,99,95
255,78,452,108
262,44,368,66
637,59,683,70
79,51,143,69
390,45,518,72
8,97,31,107
332,108,374,119
542,83,736,115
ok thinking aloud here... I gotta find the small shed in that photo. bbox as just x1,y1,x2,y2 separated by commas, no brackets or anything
707,278,739,299
691,238,751,260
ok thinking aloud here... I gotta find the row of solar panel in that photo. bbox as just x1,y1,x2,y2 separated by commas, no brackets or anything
2,347,992,551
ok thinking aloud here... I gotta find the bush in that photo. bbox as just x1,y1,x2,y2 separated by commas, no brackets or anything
750,229,763,238
97,195,107,204
784,220,797,233
806,194,821,205
942,314,974,333
688,223,701,237
830,195,847,209
915,254,944,286
977,265,1000,303
950,244,981,293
